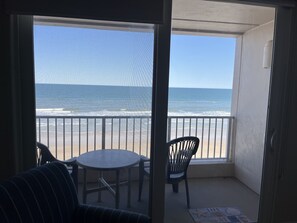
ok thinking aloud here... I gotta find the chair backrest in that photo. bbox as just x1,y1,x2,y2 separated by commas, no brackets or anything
36,142,58,166
167,136,200,177
0,162,79,223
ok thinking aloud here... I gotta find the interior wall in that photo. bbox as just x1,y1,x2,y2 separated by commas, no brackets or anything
0,15,37,180
232,21,274,194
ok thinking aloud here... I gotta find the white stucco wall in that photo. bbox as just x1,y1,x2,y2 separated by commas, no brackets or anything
232,21,274,194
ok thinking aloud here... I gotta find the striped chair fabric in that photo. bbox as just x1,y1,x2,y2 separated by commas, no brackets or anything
0,162,150,223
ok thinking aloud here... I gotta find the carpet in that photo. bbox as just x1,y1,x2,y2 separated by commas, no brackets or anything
189,207,254,223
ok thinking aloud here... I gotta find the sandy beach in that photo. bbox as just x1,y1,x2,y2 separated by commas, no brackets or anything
37,125,229,161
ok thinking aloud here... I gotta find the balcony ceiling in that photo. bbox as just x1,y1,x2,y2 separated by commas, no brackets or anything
35,1,275,37
172,0,275,36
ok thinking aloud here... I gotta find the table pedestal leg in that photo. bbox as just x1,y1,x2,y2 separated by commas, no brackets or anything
115,170,120,209
83,168,87,203
98,171,102,202
128,168,131,208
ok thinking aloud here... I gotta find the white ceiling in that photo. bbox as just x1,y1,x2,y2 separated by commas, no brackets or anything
172,0,275,36
35,1,275,37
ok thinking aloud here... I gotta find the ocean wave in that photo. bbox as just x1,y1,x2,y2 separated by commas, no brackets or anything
36,108,72,115
36,109,152,116
200,111,231,116
77,110,152,116
168,111,230,117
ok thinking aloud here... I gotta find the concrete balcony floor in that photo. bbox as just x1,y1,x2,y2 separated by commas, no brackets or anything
77,177,259,223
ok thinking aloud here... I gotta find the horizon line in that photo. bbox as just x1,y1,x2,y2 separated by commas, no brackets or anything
35,82,232,90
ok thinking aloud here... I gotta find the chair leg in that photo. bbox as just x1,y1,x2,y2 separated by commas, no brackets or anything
185,178,190,209
72,164,78,192
172,183,179,193
138,162,144,201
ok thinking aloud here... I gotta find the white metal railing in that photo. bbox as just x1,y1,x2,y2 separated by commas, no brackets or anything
36,116,234,161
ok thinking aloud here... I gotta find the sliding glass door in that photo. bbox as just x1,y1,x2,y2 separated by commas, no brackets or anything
34,17,155,214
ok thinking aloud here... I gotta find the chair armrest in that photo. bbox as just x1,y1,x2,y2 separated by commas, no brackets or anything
74,205,150,223
140,156,150,166
62,157,77,165
140,155,150,162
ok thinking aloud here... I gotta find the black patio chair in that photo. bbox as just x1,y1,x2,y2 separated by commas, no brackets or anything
138,136,200,208
36,142,78,190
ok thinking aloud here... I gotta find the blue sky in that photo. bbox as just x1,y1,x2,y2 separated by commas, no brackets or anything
34,25,236,89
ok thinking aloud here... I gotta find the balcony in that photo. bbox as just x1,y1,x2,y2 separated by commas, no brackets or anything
36,115,261,222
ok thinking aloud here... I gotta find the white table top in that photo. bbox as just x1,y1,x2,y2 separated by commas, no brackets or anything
76,149,140,170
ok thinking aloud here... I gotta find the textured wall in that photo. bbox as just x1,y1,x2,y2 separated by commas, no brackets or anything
232,21,274,194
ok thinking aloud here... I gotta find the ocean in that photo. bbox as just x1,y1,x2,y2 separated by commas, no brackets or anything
35,83,232,116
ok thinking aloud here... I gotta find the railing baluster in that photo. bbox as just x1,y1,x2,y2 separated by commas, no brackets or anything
111,118,113,149
47,118,49,146
175,118,178,138
195,118,198,137
125,118,128,150
214,118,217,158
139,118,142,155
146,117,149,157
118,118,121,149
86,118,89,152
207,118,211,159
220,118,224,158
132,118,135,152
226,117,232,161
182,118,185,137
102,118,106,150
71,118,73,158
201,118,204,158
189,118,192,135
55,118,57,157
94,118,97,150
167,117,171,141
195,118,198,159
79,118,81,155
63,118,65,160
38,118,41,142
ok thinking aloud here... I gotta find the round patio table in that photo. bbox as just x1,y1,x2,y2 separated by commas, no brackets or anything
76,149,140,209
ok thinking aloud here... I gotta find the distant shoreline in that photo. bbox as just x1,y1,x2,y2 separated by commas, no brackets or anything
35,83,232,91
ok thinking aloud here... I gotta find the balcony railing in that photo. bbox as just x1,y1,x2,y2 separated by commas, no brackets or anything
36,116,235,161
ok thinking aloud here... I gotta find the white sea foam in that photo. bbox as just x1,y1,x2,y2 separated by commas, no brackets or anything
36,108,72,116
36,109,153,117
200,110,231,116
167,110,230,117
75,110,152,117
36,108,230,117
